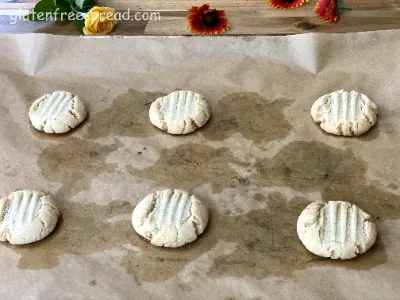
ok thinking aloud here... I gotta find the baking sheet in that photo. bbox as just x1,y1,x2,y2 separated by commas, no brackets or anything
0,31,399,300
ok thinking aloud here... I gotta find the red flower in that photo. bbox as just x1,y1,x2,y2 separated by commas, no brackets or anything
267,0,308,9
187,4,229,34
315,0,339,22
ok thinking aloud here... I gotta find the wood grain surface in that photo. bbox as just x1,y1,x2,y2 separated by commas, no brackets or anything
0,0,399,35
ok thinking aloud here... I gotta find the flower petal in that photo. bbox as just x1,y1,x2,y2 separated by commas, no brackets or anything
267,0,307,9
314,0,340,22
187,4,229,35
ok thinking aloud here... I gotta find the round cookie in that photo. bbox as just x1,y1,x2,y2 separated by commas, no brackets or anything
29,90,88,134
132,189,209,248
311,90,378,136
0,190,60,245
297,201,377,259
149,90,210,135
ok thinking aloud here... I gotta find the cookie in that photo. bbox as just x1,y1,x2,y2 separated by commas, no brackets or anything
149,90,210,135
29,91,88,134
297,201,377,259
311,90,378,136
0,190,59,245
132,189,209,248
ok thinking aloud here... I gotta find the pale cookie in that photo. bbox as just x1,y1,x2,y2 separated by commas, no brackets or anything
29,91,88,134
132,189,209,248
0,190,59,245
311,90,378,136
149,90,210,135
297,201,377,259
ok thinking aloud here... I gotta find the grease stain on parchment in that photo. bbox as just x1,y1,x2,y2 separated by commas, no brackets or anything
27,87,398,282
0,104,9,114
89,280,97,286
176,282,192,292
86,89,164,139
127,141,397,281
7,200,134,269
208,193,315,279
122,193,316,282
254,141,364,192
38,138,122,199
123,140,398,280
202,92,293,143
127,143,249,193
241,36,257,42
254,141,400,222
215,140,400,274
207,193,387,279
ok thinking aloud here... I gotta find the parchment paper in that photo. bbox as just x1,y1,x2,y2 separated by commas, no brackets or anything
0,31,400,300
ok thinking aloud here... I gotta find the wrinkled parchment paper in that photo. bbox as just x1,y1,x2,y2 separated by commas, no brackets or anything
0,31,400,300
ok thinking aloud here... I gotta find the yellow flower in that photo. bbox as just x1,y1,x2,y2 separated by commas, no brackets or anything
83,6,117,35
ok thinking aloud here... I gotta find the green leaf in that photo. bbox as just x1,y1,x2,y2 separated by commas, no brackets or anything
82,0,95,8
74,0,85,9
80,7,91,13
24,0,55,21
54,0,71,20
55,0,72,9
34,0,55,13
53,5,71,20
74,19,85,34
74,0,95,9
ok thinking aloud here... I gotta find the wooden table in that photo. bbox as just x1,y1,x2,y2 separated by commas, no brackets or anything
1,0,400,35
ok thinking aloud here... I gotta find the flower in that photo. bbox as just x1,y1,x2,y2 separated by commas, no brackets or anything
83,6,117,35
187,4,229,34
267,0,308,9
314,0,339,22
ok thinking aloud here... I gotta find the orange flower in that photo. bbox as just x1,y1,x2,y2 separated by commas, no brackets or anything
314,0,339,22
267,0,308,9
187,4,229,34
